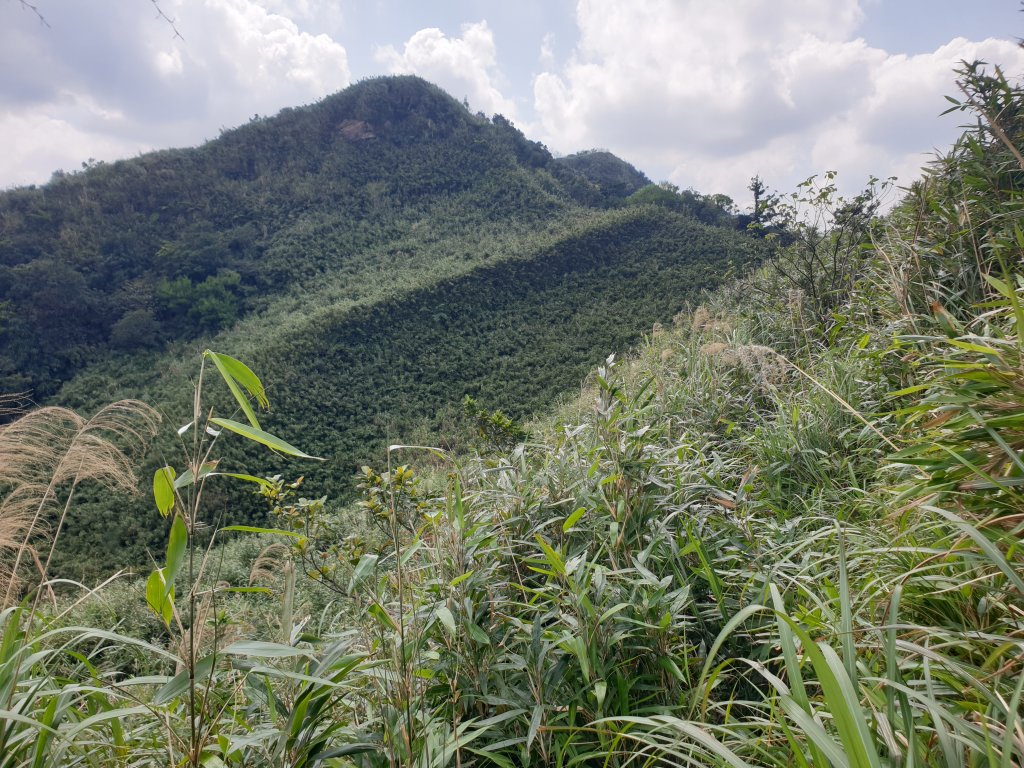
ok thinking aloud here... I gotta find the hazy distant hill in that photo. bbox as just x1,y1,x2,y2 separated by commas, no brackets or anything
555,149,652,198
0,75,763,576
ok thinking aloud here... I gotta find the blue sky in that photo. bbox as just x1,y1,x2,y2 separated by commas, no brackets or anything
3,0,1023,206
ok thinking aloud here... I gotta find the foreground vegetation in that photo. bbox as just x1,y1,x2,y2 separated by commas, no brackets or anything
3,59,1024,766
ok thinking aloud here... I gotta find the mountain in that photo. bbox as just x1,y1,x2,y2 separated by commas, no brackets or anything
555,149,651,198
0,76,764,577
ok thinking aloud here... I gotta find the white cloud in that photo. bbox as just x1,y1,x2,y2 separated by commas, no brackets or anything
0,0,351,187
533,0,1024,205
4,0,1023,201
539,33,556,68
184,0,350,94
155,47,185,77
375,21,519,119
0,109,148,186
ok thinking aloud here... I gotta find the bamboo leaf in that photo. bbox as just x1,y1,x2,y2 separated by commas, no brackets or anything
165,513,187,588
204,350,266,429
207,472,276,489
172,462,218,490
534,534,565,577
526,705,543,752
563,506,587,532
208,417,323,460
153,466,176,518
347,553,378,596
154,654,215,705
436,605,456,636
145,568,173,626
220,641,314,658
221,524,303,538
466,622,490,645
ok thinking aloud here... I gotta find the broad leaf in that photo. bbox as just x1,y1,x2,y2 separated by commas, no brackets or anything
153,466,176,518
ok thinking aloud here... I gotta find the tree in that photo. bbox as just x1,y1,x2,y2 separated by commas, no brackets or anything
760,171,890,328
747,174,787,230
109,309,161,350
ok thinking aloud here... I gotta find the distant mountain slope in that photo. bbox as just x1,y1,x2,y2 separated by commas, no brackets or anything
0,76,595,400
0,75,763,577
555,150,651,198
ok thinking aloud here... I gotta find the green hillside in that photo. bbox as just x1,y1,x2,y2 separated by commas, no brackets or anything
554,149,652,198
0,76,761,576
0,76,583,399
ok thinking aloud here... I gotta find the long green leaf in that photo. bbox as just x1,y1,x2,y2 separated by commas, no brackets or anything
145,568,173,626
204,350,267,429
436,605,456,637
780,697,850,767
605,715,754,768
154,654,215,705
347,554,378,596
221,525,302,538
533,534,565,577
837,527,857,686
925,505,1024,594
208,417,323,460
785,619,882,768
220,641,314,659
694,603,769,715
770,585,829,768
207,472,276,489
165,513,187,590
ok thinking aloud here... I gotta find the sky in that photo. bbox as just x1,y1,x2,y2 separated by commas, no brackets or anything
3,0,1024,207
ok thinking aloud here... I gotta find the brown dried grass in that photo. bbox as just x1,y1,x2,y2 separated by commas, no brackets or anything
0,399,160,606
0,392,31,419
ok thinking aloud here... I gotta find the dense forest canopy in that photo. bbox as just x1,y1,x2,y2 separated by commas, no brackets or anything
0,76,747,400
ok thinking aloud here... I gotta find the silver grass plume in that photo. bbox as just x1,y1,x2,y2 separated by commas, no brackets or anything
0,399,160,606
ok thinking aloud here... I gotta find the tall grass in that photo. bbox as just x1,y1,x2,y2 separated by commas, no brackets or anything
0,401,159,607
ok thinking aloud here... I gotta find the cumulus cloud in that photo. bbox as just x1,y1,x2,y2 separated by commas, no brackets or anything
0,109,148,185
181,0,350,100
375,21,519,119
5,0,1022,202
533,0,1024,204
1,0,351,188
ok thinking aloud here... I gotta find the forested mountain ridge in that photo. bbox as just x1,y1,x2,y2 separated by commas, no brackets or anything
0,76,746,403
554,149,652,197
0,77,567,398
0,75,763,575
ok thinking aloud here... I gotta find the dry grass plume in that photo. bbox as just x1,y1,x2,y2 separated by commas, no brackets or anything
0,399,160,606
